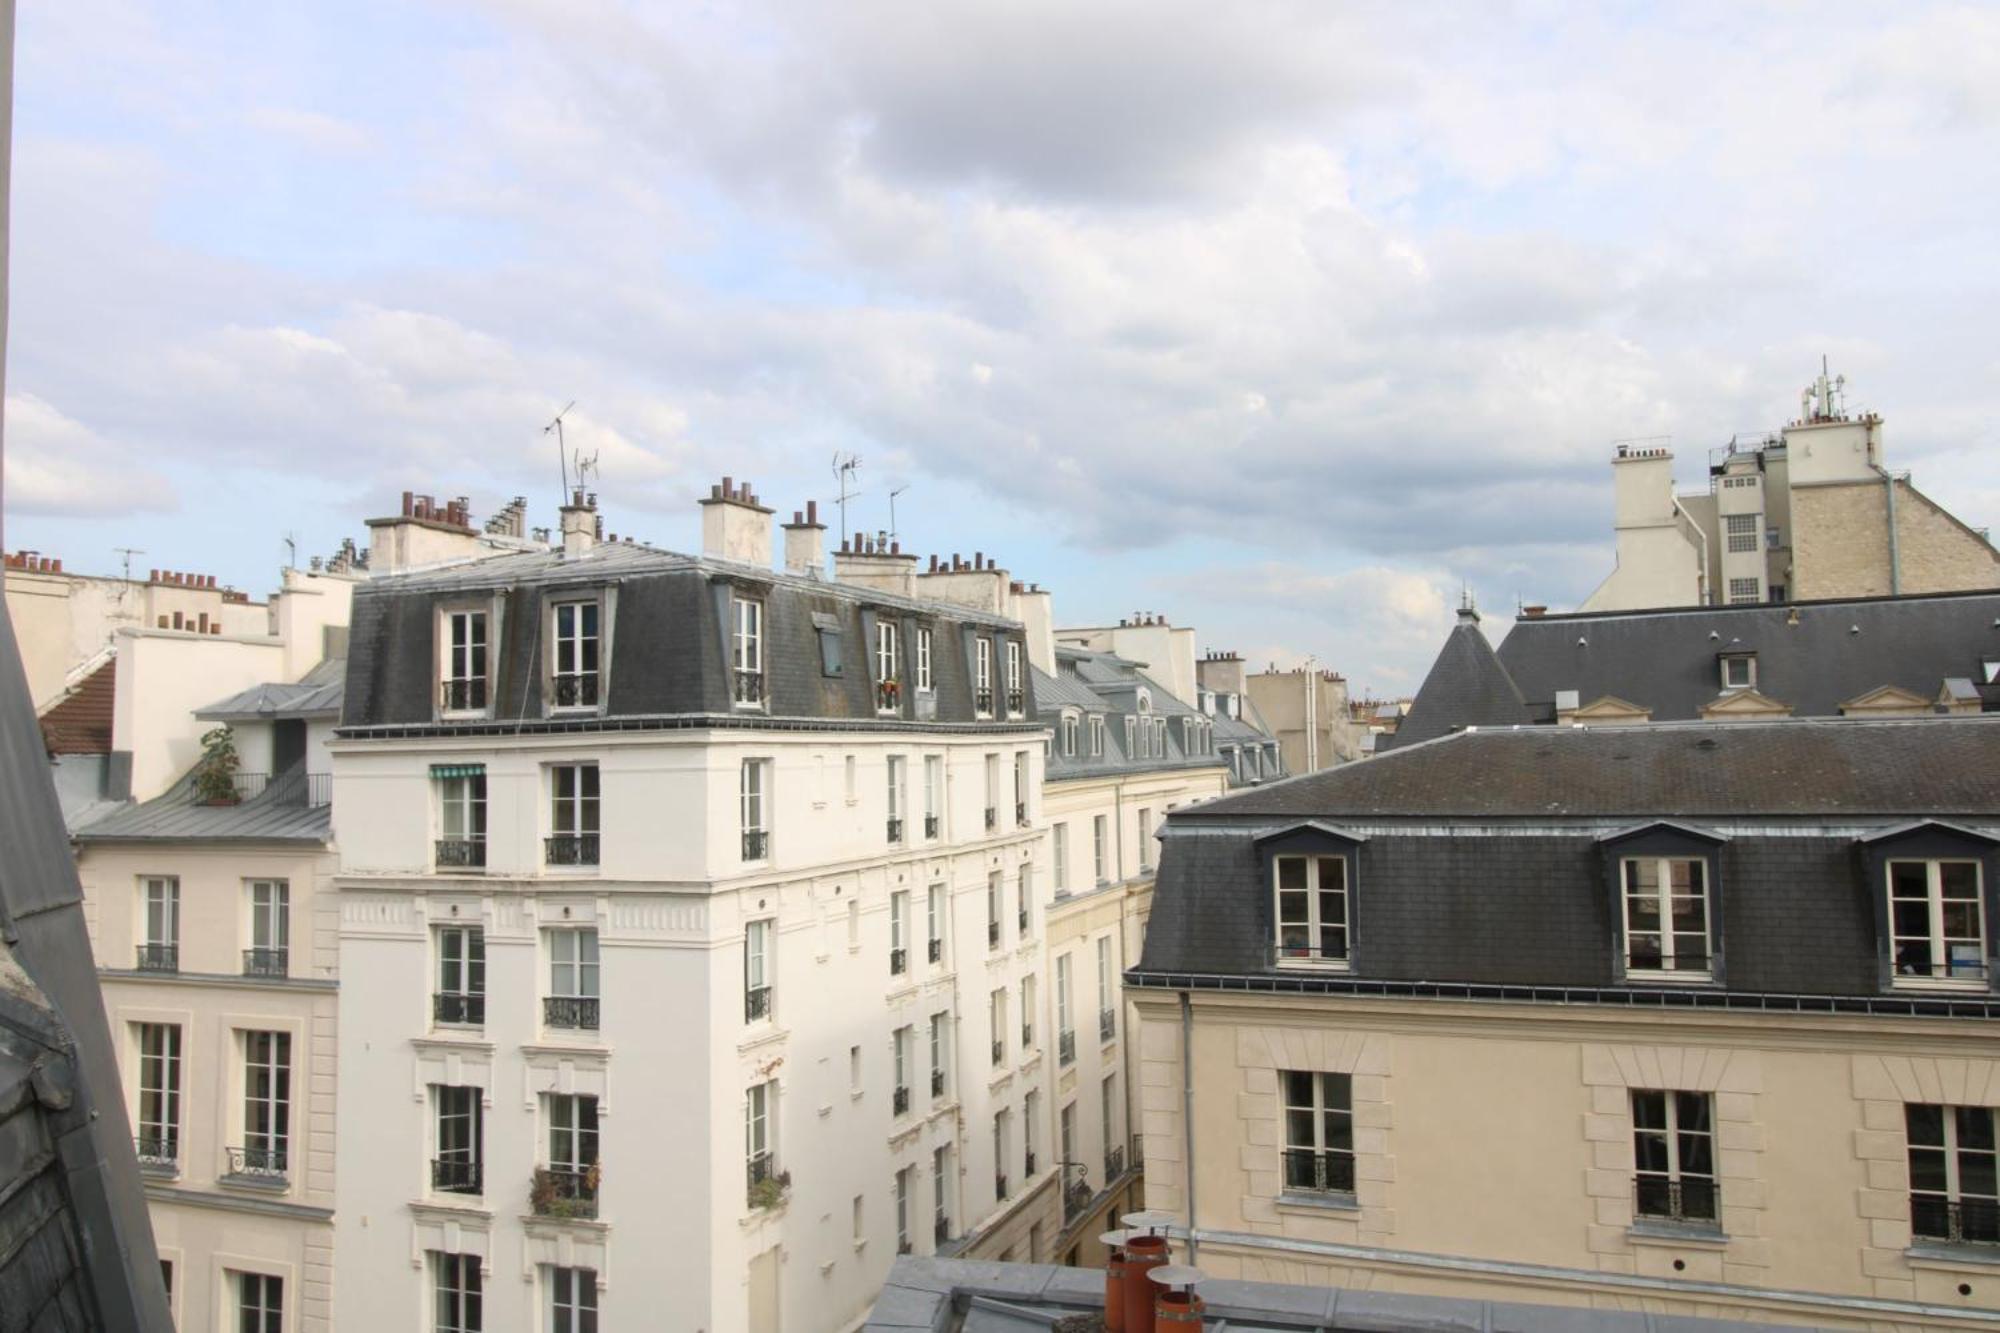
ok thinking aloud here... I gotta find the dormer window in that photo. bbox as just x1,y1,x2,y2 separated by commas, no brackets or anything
732,596,765,707
1005,640,1024,716
441,610,488,714
1124,716,1137,757
551,601,600,708
1060,713,1078,758
915,627,933,693
876,619,901,714
1889,859,1986,988
1088,715,1105,757
974,638,994,716
1621,857,1711,979
1720,653,1755,691
1274,854,1349,968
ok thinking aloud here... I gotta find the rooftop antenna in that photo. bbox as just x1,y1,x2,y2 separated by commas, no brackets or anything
283,533,297,570
544,401,577,494
888,483,910,543
113,547,143,583
572,449,600,495
832,452,863,545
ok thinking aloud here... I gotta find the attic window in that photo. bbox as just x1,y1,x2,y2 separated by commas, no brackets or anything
811,612,844,678
1720,653,1755,691
1985,660,2000,686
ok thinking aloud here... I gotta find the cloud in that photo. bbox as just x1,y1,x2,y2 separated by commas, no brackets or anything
3,395,178,516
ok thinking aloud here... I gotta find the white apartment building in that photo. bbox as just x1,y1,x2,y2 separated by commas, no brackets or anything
330,486,1054,1333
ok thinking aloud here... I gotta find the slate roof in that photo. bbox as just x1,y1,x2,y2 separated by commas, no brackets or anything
1035,646,1256,783
74,766,331,844
196,656,345,721
1186,717,2000,821
1389,590,2000,749
36,658,113,755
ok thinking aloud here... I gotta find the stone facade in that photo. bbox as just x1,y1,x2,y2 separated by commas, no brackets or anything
1791,479,2000,602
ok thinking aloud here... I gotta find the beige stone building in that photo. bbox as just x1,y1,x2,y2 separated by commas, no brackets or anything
1131,719,2000,1331
1582,366,2000,613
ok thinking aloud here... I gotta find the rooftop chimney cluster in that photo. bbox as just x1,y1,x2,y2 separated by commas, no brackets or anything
1203,649,1241,662
3,551,62,574
400,491,475,531
784,500,824,529
150,569,218,589
709,477,764,507
484,496,530,539
1119,612,1170,627
842,531,904,557
925,552,1001,572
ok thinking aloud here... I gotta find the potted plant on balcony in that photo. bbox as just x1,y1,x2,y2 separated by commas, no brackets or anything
192,726,241,805
748,1167,792,1211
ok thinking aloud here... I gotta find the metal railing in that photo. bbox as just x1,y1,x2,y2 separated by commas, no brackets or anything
242,948,289,979
930,1069,946,1098
984,807,997,830
1105,1145,1125,1181
877,681,901,712
441,678,487,712
991,1039,1004,1066
890,947,908,976
431,1158,483,1195
544,995,600,1030
747,1153,789,1209
1271,939,1349,966
531,1165,598,1219
1007,689,1025,715
742,828,769,861
1634,1175,1719,1225
1098,1008,1116,1041
1057,1030,1075,1066
1911,1194,2000,1244
1021,1023,1033,1049
733,670,765,706
551,672,599,707
935,1216,952,1246
745,985,772,1022
1018,907,1029,935
134,1134,178,1169
887,816,904,844
924,814,939,839
1062,1177,1091,1223
1024,1149,1036,1176
995,1172,1009,1199
928,938,942,964
226,1145,288,1180
1015,801,1028,827
1281,1148,1355,1194
893,1086,911,1116
135,944,178,973
1893,955,1992,984
975,687,994,715
231,770,330,807
436,838,486,870
433,992,485,1026
988,920,1001,949
545,834,600,866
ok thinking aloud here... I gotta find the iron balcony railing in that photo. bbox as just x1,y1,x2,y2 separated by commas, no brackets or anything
733,670,765,706
1021,1023,1033,1049
927,938,942,964
991,1039,1004,1066
974,687,994,714
893,1086,911,1116
877,681,901,712
1099,1008,1116,1041
242,947,289,979
545,834,600,867
433,992,485,1026
436,838,486,870
930,1069,946,1098
988,920,1001,949
890,947,908,976
897,1239,912,1256
984,806,997,830
441,678,487,712
1635,1175,1720,1225
887,816,904,844
1911,1194,2000,1245
1024,1149,1036,1176
1105,1144,1125,1181
1015,801,1027,827
1006,688,1025,715
745,985,772,1022
231,770,330,807
935,1216,951,1246
746,1152,788,1209
551,672,600,707
134,1134,178,1169
1281,1148,1356,1195
544,995,601,1030
995,1172,1008,1199
742,828,769,861
226,1145,288,1180
136,944,178,973
1893,954,1992,984
531,1165,598,1219
1062,1177,1091,1223
431,1157,483,1195
1625,949,1712,977
1271,939,1349,967
1018,907,1029,935
924,814,939,839
1057,1030,1076,1066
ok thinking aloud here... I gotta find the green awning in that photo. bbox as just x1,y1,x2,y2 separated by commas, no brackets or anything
429,763,486,779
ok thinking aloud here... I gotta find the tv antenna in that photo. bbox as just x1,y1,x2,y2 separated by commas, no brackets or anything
113,547,144,583
572,449,601,496
888,484,910,543
832,453,863,545
283,533,297,570
545,401,577,493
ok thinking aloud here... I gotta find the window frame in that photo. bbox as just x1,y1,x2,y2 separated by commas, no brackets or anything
241,1029,292,1177
234,1271,284,1333
1889,858,1988,990
135,1021,182,1167
740,758,770,862
732,594,766,708
1907,1103,2000,1246
1619,855,1713,981
1271,853,1351,969
1864,826,1999,994
549,598,603,711
1602,825,1727,987
1631,1089,1719,1228
142,875,180,951
1280,1070,1355,1198
435,925,486,1026
548,1266,598,1333
915,626,933,693
548,927,600,1000
974,637,994,717
440,607,491,716
745,918,774,1023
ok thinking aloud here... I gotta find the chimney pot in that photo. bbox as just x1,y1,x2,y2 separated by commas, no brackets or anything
722,475,734,498
793,511,803,525
711,484,723,500
806,499,818,524
402,490,414,517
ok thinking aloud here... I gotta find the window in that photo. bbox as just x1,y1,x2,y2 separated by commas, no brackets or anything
1282,1071,1354,1195
746,1079,778,1201
745,919,773,1022
1059,1103,1075,1173
1020,974,1037,1049
1056,954,1074,1066
1622,857,1710,977
876,619,901,712
242,879,290,978
1908,1104,2000,1244
1093,815,1108,885
853,1193,866,1243
1005,639,1024,715
239,1031,290,1178
895,1166,914,1253
434,1085,483,1194
974,637,994,715
1727,577,1760,604
1124,715,1137,757
987,873,1003,951
1088,714,1105,757
1024,1089,1039,1176
442,610,488,712
140,875,179,971
741,759,770,861
1720,654,1754,690
932,1145,952,1242
548,1267,598,1333
540,1093,599,1217
1632,1090,1718,1224
1018,866,1033,938
929,1011,950,1099
1890,859,1986,985
886,756,905,844
1274,855,1348,966
732,595,765,706
548,764,600,866
436,926,486,1026
434,1252,483,1333
234,1272,283,1333
923,755,942,839
1137,808,1152,872
893,1026,913,1115
994,1111,1011,1198
817,622,843,677
1102,1075,1122,1179
990,989,1007,1066
550,601,601,708
1061,713,1078,757
916,626,933,693
1014,751,1029,826
1096,936,1115,1041
435,767,487,869
983,753,999,830
926,883,944,964
890,891,910,976
546,929,600,1029
1724,512,1758,553
135,1022,181,1167
1053,823,1069,893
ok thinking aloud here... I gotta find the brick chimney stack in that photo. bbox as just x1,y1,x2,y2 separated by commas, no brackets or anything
782,499,826,576
699,477,774,565
560,488,598,558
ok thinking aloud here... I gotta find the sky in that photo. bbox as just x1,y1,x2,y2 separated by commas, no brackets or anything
7,1,2000,697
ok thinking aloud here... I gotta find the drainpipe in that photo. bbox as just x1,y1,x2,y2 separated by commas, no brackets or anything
1884,468,1903,595
1179,989,1198,1261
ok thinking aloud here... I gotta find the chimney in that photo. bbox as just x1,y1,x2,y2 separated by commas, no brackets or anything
560,488,598,558
782,499,827,575
699,477,774,565
1521,604,1547,618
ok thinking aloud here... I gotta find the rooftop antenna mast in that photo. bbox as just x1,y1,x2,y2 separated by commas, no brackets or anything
888,484,910,543
113,547,143,583
545,401,577,494
832,452,863,545
283,533,297,571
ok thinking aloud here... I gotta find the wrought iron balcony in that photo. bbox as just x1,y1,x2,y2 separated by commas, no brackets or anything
897,1239,912,1256
1024,1149,1036,1176
877,680,901,713
1018,907,1029,935
545,834,600,867
984,806,997,830
975,687,994,715
995,1172,1008,1199
1015,801,1028,827
893,1085,911,1116
135,944,178,973
435,838,486,870
742,828,769,861
243,947,289,979
1098,1008,1116,1041
441,678,487,712
991,1038,1004,1066
1281,1148,1356,1195
226,1144,288,1180
924,814,939,839
745,984,772,1022
1911,1193,2000,1245
1635,1175,1719,1225
930,1068,945,1098
431,1157,483,1195
531,1165,598,1219
1105,1144,1125,1181
1006,689,1025,715
747,1153,790,1210
988,920,1001,949
1057,1029,1076,1067
134,1134,178,1170
890,946,908,976
543,995,600,1030
887,816,904,844
433,992,485,1026
1021,1023,1033,1049
551,672,600,707
733,669,765,706
927,937,942,964
1062,1176,1091,1223
934,1216,951,1246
